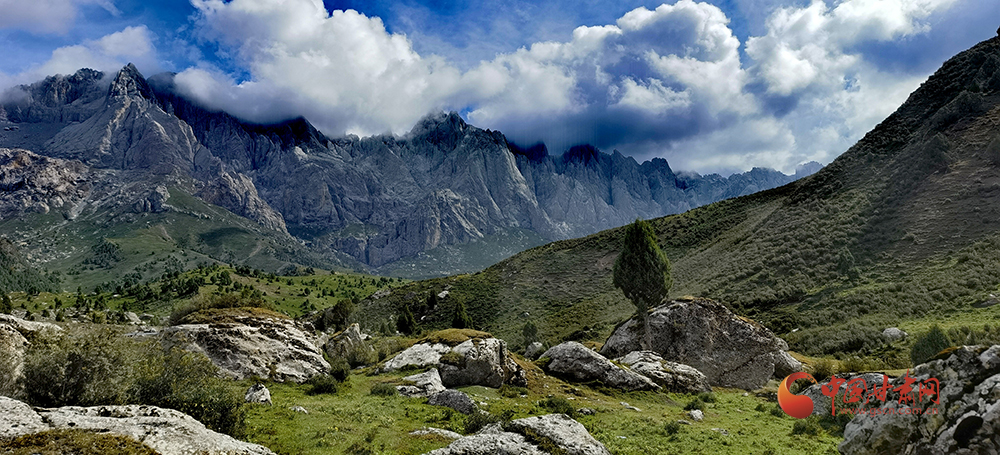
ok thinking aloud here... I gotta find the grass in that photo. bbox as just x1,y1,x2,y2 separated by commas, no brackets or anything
0,429,158,455
242,370,842,455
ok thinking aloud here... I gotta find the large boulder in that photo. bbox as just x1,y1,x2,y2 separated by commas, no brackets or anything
323,323,375,364
428,389,476,415
600,298,796,389
615,351,711,393
839,345,1000,454
382,330,526,388
398,368,447,398
425,414,610,455
0,396,274,454
0,325,28,393
159,312,329,383
540,342,659,392
0,313,63,338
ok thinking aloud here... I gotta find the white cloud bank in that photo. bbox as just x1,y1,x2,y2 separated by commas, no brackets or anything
0,0,120,34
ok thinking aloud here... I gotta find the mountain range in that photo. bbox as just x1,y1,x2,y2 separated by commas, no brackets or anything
0,63,816,282
357,34,1000,350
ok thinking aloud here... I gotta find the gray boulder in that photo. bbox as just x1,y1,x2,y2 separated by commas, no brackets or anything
159,314,329,383
428,389,476,415
882,327,907,342
505,414,611,455
600,298,794,389
245,383,272,405
0,313,63,338
773,350,804,378
0,325,28,394
410,427,463,440
425,414,610,455
324,323,375,364
383,335,526,388
615,351,711,393
839,345,1000,454
0,396,274,454
541,342,659,391
524,341,545,360
398,368,446,398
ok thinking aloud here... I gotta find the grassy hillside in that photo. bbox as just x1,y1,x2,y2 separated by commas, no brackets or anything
358,36,1000,362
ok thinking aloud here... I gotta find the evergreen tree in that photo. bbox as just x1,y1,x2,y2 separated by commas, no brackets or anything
522,321,539,345
452,300,473,329
396,303,417,335
613,219,672,321
911,324,952,365
0,293,11,314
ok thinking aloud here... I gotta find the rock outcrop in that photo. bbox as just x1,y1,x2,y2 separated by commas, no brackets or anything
324,323,374,363
839,345,1000,454
541,342,659,392
397,368,447,398
245,383,272,405
382,332,526,388
524,341,544,360
600,298,797,389
0,396,274,454
427,389,476,415
615,351,711,393
0,148,91,220
425,414,610,455
159,313,329,383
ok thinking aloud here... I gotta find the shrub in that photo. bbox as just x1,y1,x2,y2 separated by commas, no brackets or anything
463,411,501,434
791,417,824,436
1,293,11,314
306,374,340,395
911,325,951,365
539,397,577,418
684,398,703,411
168,292,272,325
439,351,466,367
396,304,417,335
370,382,398,397
451,300,473,329
697,392,716,403
129,348,247,438
811,358,838,381
328,358,351,383
664,421,681,435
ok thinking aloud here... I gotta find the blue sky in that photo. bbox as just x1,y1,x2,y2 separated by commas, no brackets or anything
0,0,996,174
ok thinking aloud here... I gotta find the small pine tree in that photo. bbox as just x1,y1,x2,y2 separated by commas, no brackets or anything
911,324,952,365
0,294,11,314
522,321,539,345
452,300,473,329
426,292,438,310
396,304,417,335
613,219,672,320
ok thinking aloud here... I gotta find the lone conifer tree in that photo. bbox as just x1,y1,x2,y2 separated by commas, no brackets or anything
396,304,417,335
452,300,473,329
613,219,672,322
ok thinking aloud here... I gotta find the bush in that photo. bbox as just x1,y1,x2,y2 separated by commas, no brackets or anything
697,392,716,403
396,304,417,335
539,397,576,418
328,358,351,382
1,293,11,314
168,291,272,325
664,421,681,435
129,348,247,438
306,374,340,395
451,300,473,329
911,325,952,365
499,385,528,398
811,358,838,381
791,417,825,436
683,398,703,411
462,411,501,434
370,382,397,397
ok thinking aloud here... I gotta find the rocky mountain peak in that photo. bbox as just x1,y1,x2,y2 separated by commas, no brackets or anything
407,111,469,150
562,144,603,166
107,63,153,100
509,142,548,162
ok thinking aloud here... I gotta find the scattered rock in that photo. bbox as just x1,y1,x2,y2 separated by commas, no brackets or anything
688,410,704,422
677,419,693,425
245,383,272,405
620,402,642,412
615,351,711,393
398,368,446,398
524,342,545,360
839,345,1000,454
540,342,659,392
289,406,308,414
577,407,595,416
600,298,795,389
424,423,546,455
324,323,374,363
0,396,274,454
383,335,525,388
711,428,729,436
426,414,611,455
410,427,463,440
428,389,476,415
159,314,329,383
881,327,908,342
